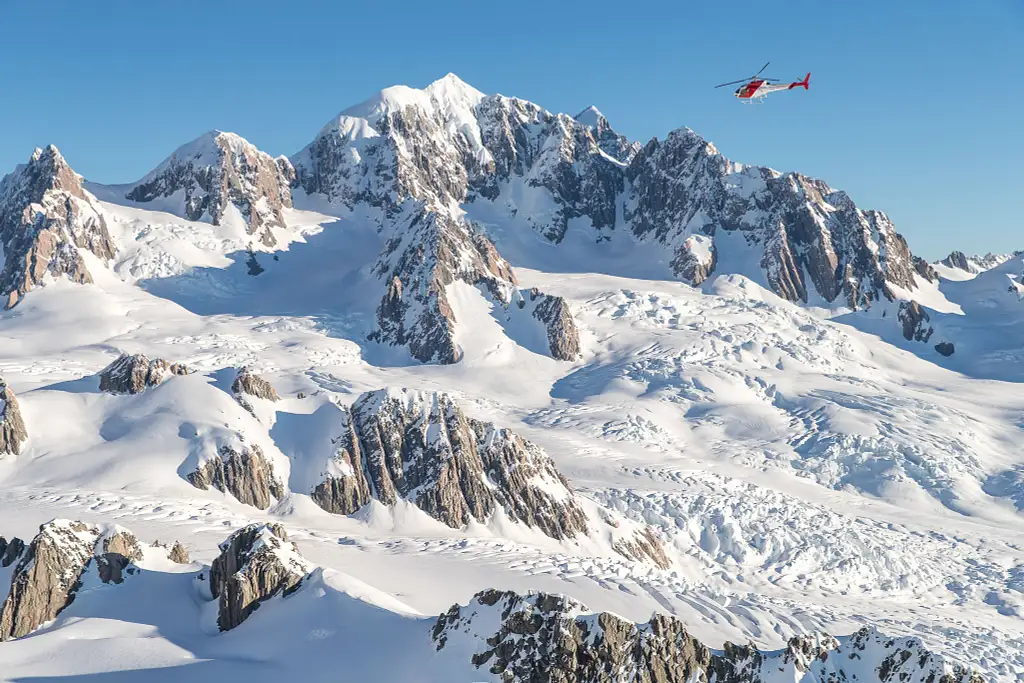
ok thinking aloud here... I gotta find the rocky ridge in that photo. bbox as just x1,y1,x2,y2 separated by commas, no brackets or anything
98,353,189,395
0,520,143,641
938,250,1018,275
293,74,934,330
0,145,115,309
0,378,28,456
187,442,284,510
125,131,295,247
433,589,985,683
307,388,667,567
208,523,309,631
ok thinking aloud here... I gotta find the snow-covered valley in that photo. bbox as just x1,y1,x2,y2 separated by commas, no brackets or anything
0,73,1021,680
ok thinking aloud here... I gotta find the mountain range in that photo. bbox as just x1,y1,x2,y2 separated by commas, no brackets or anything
0,73,1021,680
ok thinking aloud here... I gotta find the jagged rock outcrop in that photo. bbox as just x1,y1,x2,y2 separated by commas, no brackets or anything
938,250,1018,275
526,289,581,361
231,368,280,402
309,406,371,515
98,353,189,395
125,131,295,246
348,388,589,538
0,145,115,309
209,523,309,631
625,134,920,309
231,366,280,418
369,207,520,363
913,255,938,283
150,540,190,564
306,388,667,567
935,341,956,357
433,590,984,683
898,300,934,342
0,378,27,456
0,521,142,641
187,443,284,510
0,536,25,568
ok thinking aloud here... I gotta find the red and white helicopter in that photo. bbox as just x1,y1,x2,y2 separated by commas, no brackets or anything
715,62,810,101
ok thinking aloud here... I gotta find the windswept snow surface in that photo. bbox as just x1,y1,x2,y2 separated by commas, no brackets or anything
0,75,1022,679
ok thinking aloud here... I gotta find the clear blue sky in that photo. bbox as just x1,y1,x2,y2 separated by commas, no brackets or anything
1,1,1020,259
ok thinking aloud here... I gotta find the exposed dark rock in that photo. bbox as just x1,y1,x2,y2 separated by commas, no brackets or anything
0,536,25,567
309,407,371,515
349,388,589,538
897,300,934,343
150,540,190,564
0,521,142,641
209,523,308,631
433,589,984,683
98,353,189,395
528,288,581,361
913,255,939,283
94,530,143,584
305,388,667,565
935,341,956,357
125,131,294,247
0,378,28,456
187,443,284,510
369,207,520,364
231,367,280,403
0,145,115,309
940,250,973,272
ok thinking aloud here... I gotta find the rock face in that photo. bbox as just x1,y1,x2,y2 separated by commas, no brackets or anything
0,536,25,568
125,131,295,247
167,542,190,564
231,368,280,402
187,443,284,510
898,300,934,342
0,145,115,309
209,523,309,631
309,406,372,516
306,388,668,566
98,353,189,395
368,206,521,364
433,589,984,683
938,250,1017,275
314,388,590,540
0,378,28,456
231,367,280,418
0,520,142,641
150,540,190,564
525,289,581,361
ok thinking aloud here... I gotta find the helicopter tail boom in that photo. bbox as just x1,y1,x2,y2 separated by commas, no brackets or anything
789,73,811,90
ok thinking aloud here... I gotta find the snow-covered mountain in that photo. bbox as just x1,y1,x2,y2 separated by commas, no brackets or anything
100,130,296,247
0,73,1020,679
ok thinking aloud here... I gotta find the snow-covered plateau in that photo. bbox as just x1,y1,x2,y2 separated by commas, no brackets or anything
0,73,1020,680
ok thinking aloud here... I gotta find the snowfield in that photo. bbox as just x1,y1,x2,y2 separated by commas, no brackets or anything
0,73,1021,680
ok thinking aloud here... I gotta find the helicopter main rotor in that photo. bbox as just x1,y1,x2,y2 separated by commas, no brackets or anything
714,61,781,88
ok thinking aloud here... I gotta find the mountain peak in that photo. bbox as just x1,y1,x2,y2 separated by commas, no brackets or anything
574,105,606,128
425,72,485,104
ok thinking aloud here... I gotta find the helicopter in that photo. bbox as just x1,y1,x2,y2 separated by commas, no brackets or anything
715,62,810,102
